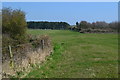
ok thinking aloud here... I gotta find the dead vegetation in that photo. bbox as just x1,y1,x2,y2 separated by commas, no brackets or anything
2,35,53,78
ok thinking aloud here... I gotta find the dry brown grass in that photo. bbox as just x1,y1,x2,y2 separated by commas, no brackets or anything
2,35,53,78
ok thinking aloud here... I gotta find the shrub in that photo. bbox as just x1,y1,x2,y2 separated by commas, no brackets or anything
2,7,27,44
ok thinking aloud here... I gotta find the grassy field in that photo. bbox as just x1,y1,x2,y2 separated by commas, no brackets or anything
26,29,118,78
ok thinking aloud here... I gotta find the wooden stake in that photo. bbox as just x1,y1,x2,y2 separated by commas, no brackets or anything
9,45,13,58
42,40,44,49
9,45,14,68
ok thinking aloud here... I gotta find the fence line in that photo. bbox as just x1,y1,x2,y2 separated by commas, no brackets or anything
2,39,45,49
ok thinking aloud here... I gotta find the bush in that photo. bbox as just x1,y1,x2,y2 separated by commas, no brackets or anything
2,8,27,44
2,7,28,59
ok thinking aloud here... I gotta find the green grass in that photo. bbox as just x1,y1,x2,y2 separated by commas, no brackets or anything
26,29,118,78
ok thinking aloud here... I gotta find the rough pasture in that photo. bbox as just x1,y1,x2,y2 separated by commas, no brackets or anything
26,29,118,78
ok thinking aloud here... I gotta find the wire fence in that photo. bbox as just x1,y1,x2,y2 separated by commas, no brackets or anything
2,39,46,50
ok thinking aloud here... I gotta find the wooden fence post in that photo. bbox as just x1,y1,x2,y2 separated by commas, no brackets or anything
42,40,44,49
9,45,14,68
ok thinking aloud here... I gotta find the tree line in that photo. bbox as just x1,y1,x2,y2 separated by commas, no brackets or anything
27,21,70,30
27,20,119,33
70,21,119,33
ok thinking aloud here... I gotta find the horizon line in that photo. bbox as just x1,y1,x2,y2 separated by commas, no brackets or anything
26,20,118,25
